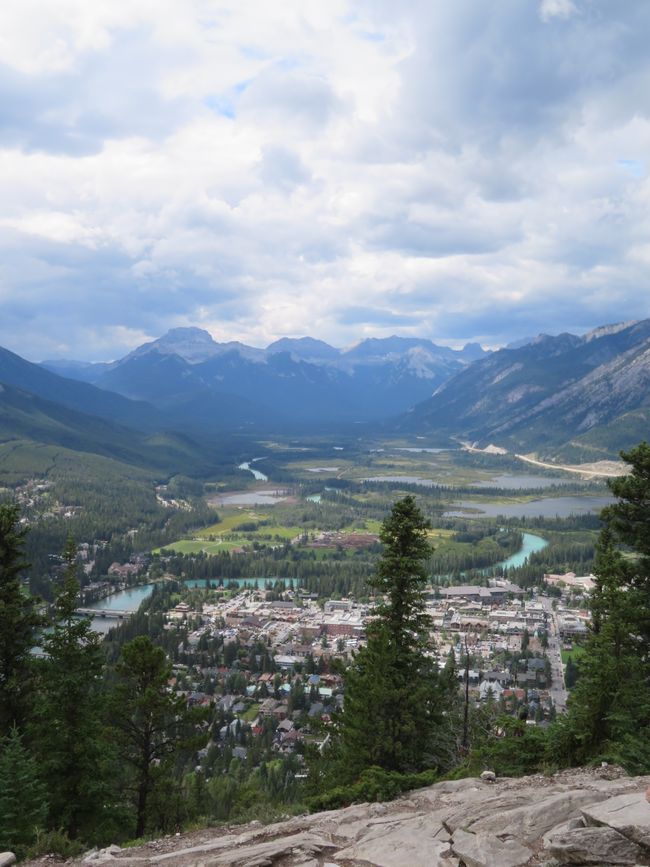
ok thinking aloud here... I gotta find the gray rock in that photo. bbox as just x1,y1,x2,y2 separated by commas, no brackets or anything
470,789,609,842
546,825,641,864
153,831,334,866
442,789,532,833
82,844,123,864
74,770,650,867
581,792,650,848
542,817,586,848
0,854,15,867
451,828,533,867
335,815,453,867
481,770,497,782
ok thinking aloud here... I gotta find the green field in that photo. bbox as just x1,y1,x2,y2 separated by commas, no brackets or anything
242,703,261,722
192,510,270,536
561,646,586,664
155,539,244,555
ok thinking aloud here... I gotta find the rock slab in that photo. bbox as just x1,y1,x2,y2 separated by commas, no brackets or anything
451,828,533,867
582,792,650,849
547,825,642,864
18,767,650,867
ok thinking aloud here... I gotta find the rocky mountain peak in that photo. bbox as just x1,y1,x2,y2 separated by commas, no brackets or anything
126,327,221,364
583,320,639,343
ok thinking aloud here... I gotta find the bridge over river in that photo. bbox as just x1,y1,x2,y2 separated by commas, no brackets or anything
75,607,130,619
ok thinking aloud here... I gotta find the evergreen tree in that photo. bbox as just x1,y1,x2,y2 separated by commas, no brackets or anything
0,503,42,734
560,443,650,769
337,496,450,778
107,636,198,838
33,535,108,839
0,727,48,858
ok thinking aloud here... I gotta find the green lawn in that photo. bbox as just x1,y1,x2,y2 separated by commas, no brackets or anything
561,646,586,664
154,539,245,555
242,703,261,722
192,510,270,536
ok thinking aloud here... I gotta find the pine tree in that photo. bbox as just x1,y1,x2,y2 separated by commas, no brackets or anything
33,535,108,839
0,503,42,735
337,496,449,779
107,636,197,838
560,443,650,769
0,727,48,858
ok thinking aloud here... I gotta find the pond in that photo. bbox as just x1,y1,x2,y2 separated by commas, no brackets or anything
470,474,581,489
362,475,436,486
444,495,613,519
393,447,450,454
213,490,289,506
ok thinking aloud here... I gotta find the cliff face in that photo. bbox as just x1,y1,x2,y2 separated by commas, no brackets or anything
22,766,650,867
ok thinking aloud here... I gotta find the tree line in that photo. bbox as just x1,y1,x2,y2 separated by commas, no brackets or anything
0,507,206,857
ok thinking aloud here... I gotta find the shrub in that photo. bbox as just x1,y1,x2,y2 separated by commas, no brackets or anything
307,766,438,812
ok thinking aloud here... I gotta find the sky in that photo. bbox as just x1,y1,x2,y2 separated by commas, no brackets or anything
2,0,650,361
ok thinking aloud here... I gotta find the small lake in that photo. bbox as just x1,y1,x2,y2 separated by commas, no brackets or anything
444,495,613,519
215,490,289,506
393,447,450,454
238,459,268,482
470,474,579,490
362,475,436,486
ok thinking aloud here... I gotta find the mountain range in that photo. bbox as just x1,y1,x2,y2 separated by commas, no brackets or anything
400,319,650,460
42,328,486,427
1,320,650,478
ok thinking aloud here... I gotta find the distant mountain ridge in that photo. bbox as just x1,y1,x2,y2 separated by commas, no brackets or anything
5,319,650,464
41,327,489,425
400,318,650,459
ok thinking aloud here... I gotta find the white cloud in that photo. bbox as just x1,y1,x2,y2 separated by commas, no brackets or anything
539,0,577,23
1,0,650,360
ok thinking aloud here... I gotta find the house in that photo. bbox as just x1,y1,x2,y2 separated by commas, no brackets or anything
479,681,504,701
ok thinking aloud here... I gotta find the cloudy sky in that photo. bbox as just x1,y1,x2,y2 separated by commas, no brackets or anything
2,0,650,360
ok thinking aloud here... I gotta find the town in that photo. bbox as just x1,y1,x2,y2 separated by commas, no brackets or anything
81,555,594,767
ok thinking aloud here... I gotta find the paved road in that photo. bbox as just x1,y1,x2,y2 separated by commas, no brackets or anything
539,595,568,713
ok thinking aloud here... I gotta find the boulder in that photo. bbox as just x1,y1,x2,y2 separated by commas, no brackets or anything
451,828,533,867
581,792,650,849
0,854,15,867
546,825,642,864
481,770,497,782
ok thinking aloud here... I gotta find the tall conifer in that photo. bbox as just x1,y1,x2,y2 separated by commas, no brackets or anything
34,534,108,839
0,503,42,735
338,496,449,778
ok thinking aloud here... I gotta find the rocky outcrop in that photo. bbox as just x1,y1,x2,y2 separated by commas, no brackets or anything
22,766,650,867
